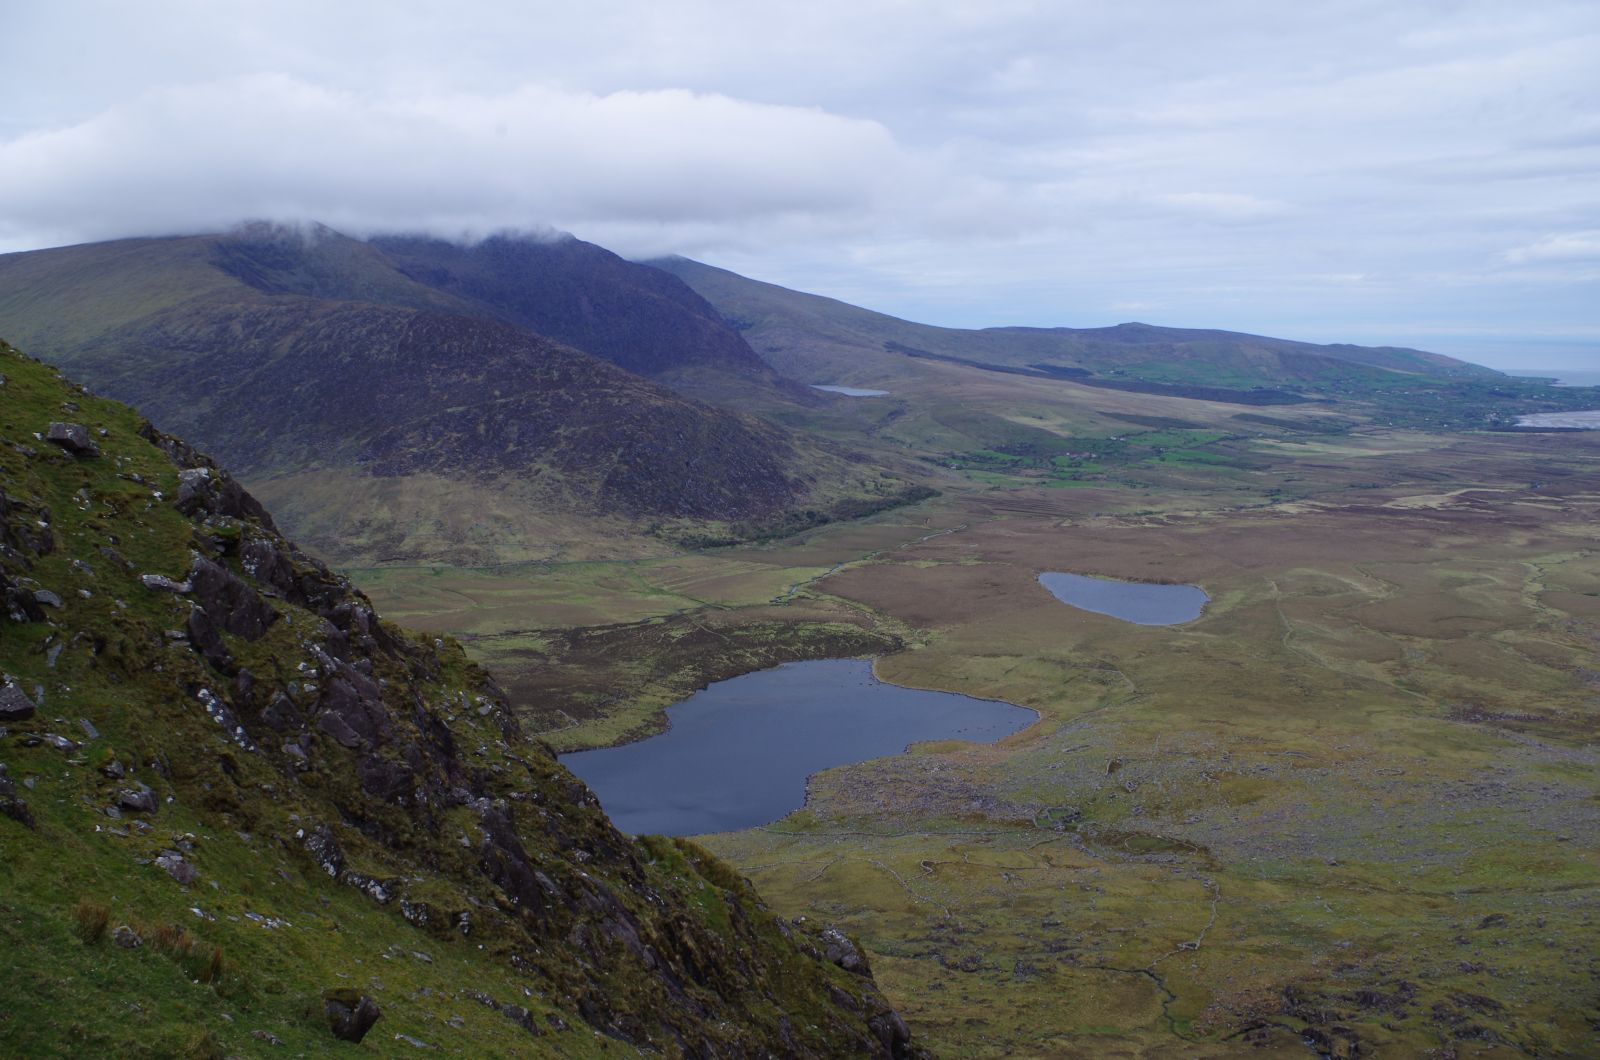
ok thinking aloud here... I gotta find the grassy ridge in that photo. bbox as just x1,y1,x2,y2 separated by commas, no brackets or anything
0,340,926,1058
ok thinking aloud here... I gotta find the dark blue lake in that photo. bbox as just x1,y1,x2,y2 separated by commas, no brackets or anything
559,658,1035,836
1038,571,1208,624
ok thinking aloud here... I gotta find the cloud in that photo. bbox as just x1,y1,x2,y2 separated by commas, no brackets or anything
1,1,1598,367
1504,231,1600,265
0,75,912,252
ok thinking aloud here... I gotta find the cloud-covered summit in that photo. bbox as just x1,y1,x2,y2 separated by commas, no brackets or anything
2,1,1597,368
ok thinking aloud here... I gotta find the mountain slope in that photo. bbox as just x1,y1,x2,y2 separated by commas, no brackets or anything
369,233,778,381
0,228,929,565
650,256,1501,392
0,339,924,1057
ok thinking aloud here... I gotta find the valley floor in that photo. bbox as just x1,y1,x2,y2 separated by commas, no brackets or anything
358,426,1600,1057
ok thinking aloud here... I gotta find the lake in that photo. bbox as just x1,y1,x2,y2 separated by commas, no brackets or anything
811,384,890,397
559,658,1035,836
1038,571,1208,624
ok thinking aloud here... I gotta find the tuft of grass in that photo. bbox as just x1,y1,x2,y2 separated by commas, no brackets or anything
70,900,110,944
180,1028,224,1060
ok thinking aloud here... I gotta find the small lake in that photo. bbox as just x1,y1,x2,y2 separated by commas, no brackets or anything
559,658,1035,836
1038,571,1208,624
811,384,890,397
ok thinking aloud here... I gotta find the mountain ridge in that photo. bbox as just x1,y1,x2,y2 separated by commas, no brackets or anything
649,255,1501,389
0,228,930,566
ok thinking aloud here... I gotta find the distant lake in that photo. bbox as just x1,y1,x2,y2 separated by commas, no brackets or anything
811,384,890,397
1038,572,1208,624
560,659,1035,836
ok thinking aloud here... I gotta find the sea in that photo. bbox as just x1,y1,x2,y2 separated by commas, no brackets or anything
1509,368,1600,388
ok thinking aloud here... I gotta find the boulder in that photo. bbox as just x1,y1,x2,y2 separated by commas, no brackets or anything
0,683,36,723
323,989,382,1043
155,850,198,885
116,785,158,814
45,422,98,456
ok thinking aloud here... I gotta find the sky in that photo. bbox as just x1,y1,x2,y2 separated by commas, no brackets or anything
2,1,1597,371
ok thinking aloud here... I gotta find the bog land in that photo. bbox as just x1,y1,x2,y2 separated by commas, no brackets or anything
357,417,1600,1057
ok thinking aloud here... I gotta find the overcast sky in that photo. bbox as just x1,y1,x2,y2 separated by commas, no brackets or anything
3,1,1597,370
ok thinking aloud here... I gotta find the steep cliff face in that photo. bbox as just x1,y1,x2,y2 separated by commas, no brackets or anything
0,339,924,1058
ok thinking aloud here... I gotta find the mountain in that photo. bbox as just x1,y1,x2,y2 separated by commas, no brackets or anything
0,338,924,1057
368,233,776,381
0,227,929,565
650,256,1502,396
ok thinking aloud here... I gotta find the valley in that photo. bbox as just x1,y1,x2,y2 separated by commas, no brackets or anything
5,229,1598,1057
361,413,1600,1056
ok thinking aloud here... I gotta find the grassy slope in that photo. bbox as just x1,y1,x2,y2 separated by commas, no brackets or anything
0,340,925,1058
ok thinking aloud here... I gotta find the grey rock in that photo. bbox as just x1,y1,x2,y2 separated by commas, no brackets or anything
323,990,381,1043
188,557,278,640
78,718,100,740
821,926,871,976
0,683,36,723
117,785,158,814
249,1030,284,1046
33,589,63,608
141,573,192,594
155,850,198,884
45,422,98,456
111,924,143,948
869,1010,914,1058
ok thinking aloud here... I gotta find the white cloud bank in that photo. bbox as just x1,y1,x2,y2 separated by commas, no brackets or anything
0,76,910,254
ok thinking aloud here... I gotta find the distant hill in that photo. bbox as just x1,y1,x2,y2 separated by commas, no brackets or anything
0,226,927,565
650,256,1502,395
0,339,924,1057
